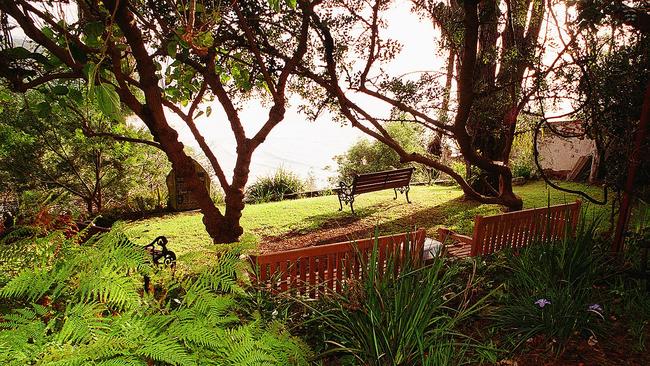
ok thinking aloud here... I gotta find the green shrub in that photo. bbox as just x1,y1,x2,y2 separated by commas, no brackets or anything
512,161,533,179
306,231,495,365
246,168,305,203
510,132,537,179
450,160,467,180
0,228,311,365
494,218,610,354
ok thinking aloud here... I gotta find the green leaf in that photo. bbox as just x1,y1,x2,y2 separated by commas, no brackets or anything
194,32,214,48
167,40,178,58
268,0,280,11
1,47,32,59
206,106,212,117
69,89,84,105
52,85,69,96
83,62,96,79
84,21,104,38
35,102,51,119
0,89,11,102
41,26,54,39
83,22,104,47
94,83,123,122
286,0,297,8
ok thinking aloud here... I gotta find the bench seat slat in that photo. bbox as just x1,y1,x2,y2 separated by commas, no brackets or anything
354,181,411,194
354,179,411,189
355,173,412,184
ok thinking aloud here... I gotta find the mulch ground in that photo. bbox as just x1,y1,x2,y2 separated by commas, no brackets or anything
257,216,376,254
256,199,438,254
508,322,650,365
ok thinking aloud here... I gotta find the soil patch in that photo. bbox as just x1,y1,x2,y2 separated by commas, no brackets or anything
258,219,376,254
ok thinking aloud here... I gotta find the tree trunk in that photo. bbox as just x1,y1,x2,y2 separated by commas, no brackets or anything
216,146,254,243
105,0,229,242
85,199,94,215
454,0,523,211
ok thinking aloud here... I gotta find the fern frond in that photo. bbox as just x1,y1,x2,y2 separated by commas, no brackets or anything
92,357,148,366
180,285,236,318
0,268,55,300
57,302,109,344
135,333,196,366
76,267,141,311
0,305,48,365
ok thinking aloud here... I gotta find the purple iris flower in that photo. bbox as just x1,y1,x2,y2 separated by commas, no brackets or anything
588,304,603,312
534,299,551,308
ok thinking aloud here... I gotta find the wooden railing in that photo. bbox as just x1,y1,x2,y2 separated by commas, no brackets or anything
251,229,427,298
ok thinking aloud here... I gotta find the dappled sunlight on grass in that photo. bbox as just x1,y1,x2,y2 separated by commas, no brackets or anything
124,180,608,257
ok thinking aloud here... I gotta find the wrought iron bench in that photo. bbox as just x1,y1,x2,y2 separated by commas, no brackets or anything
337,167,415,214
438,200,582,257
251,229,426,298
142,236,176,293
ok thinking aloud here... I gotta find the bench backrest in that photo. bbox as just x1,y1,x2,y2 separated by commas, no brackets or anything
471,200,582,256
251,229,426,298
352,168,414,195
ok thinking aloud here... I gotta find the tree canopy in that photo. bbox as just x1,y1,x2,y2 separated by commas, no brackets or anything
0,0,309,243
0,86,169,215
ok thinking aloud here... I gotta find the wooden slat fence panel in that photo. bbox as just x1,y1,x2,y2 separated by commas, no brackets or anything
251,229,426,298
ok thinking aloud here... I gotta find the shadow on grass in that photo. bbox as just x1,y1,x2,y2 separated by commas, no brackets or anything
262,196,502,249
267,204,385,239
370,196,490,236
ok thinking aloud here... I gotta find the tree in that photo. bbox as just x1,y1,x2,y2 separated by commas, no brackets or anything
416,0,546,195
534,0,650,251
0,0,311,243
0,87,169,215
263,0,552,210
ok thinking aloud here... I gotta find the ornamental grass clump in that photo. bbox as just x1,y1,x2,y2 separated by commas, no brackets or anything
307,230,496,365
494,217,611,354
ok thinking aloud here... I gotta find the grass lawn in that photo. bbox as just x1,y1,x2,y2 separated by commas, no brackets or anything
124,180,608,259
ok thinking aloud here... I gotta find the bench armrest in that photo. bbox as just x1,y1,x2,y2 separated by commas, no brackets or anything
338,181,353,195
437,227,473,245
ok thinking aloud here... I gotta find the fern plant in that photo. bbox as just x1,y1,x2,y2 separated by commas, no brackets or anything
0,227,311,365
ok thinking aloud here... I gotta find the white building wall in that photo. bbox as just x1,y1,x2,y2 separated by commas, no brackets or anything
538,121,596,174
